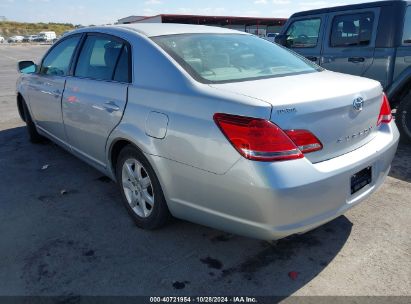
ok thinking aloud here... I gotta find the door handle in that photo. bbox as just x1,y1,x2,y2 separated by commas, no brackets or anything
348,57,365,63
40,89,61,98
321,56,334,64
103,101,120,113
306,56,317,62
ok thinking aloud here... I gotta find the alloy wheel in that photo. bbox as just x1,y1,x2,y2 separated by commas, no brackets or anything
121,158,155,218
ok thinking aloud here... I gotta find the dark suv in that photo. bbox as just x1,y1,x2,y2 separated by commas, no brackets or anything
275,0,411,142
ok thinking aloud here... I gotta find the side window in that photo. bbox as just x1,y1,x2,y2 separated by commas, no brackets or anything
402,7,411,45
40,35,81,76
330,12,374,47
75,35,129,82
285,18,321,48
113,45,130,83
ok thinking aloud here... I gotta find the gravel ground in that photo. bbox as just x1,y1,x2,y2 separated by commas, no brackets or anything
0,44,410,299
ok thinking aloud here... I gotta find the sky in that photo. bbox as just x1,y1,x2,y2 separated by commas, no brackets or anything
0,0,381,25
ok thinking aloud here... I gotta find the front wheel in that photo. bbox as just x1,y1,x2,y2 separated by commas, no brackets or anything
396,93,411,144
116,145,170,230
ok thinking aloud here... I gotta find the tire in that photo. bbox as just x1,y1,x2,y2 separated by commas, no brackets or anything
116,145,170,229
396,93,411,144
22,100,44,143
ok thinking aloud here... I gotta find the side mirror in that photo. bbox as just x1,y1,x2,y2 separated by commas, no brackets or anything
18,61,36,74
275,34,288,47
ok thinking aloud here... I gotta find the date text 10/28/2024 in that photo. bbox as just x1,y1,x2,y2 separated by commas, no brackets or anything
150,297,258,303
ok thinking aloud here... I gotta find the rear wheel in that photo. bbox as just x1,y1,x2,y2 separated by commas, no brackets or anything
396,93,411,144
116,145,170,229
22,100,44,143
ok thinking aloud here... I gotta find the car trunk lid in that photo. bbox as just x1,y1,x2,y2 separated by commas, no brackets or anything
209,71,383,163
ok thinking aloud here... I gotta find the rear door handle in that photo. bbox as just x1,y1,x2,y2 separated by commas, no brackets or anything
103,101,120,113
321,56,334,64
306,56,318,62
40,89,61,98
348,57,365,63
53,89,61,98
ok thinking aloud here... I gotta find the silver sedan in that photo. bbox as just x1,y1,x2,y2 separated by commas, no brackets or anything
16,24,399,240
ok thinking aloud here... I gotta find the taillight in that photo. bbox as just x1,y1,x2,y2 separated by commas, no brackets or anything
377,93,392,126
213,113,322,162
285,130,323,153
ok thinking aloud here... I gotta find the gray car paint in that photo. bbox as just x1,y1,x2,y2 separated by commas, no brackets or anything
279,2,411,98
321,7,380,78
62,77,128,166
24,73,67,142
17,24,399,240
282,14,326,66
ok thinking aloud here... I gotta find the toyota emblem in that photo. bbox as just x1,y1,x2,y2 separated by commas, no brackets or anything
353,97,364,111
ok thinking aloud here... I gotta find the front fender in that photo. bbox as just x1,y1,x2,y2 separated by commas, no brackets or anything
16,75,31,122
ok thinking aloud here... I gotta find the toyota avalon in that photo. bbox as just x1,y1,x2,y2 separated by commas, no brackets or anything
16,24,399,240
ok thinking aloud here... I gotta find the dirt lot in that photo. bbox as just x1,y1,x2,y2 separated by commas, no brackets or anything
0,44,410,299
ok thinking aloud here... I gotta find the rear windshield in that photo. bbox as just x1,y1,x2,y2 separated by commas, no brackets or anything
152,33,322,84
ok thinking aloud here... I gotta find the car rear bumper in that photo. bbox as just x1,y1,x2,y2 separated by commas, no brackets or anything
158,122,399,240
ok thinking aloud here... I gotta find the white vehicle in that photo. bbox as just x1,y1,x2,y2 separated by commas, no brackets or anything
23,35,38,42
0,36,4,43
8,35,24,43
38,31,57,42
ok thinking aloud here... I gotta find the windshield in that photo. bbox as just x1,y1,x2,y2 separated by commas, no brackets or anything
152,33,322,84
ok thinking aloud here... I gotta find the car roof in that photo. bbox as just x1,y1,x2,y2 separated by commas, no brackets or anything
292,0,410,17
74,23,249,38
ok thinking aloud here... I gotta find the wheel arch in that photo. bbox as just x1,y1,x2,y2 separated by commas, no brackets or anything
109,138,135,177
16,93,26,122
107,136,172,202
108,137,153,180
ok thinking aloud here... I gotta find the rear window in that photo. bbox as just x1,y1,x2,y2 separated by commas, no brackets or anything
330,12,374,47
152,34,321,84
75,35,131,82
